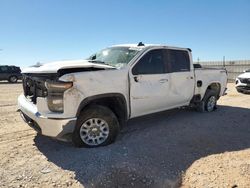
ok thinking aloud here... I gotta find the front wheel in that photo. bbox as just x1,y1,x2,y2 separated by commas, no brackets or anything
72,105,120,148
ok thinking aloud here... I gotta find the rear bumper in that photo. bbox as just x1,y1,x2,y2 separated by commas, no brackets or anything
18,94,76,141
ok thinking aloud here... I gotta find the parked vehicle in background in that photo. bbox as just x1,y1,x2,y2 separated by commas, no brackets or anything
235,69,250,93
18,43,228,147
0,65,22,83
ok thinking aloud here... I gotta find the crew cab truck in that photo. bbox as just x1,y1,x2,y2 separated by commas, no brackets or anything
18,43,227,147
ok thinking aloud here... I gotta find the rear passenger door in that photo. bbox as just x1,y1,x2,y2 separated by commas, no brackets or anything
165,49,195,107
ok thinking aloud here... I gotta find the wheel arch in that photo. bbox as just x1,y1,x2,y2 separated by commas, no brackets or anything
76,93,128,127
204,82,221,99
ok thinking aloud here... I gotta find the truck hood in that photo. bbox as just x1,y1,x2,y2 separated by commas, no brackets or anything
22,59,115,74
238,72,250,79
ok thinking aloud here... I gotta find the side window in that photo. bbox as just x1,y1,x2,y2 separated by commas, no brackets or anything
132,49,166,75
0,66,8,72
10,66,19,72
14,67,21,72
167,50,190,72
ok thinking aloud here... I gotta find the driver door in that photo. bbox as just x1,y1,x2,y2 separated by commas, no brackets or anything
129,49,170,118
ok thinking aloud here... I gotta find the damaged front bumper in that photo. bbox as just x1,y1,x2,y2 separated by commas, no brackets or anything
18,94,76,141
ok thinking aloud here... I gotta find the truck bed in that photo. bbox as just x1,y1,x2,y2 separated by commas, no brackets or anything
194,67,227,97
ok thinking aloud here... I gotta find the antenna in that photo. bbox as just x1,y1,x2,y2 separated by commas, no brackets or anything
137,42,145,46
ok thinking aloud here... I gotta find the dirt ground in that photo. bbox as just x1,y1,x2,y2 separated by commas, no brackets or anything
0,82,249,188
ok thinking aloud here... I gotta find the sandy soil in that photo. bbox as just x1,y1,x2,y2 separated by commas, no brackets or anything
0,82,249,188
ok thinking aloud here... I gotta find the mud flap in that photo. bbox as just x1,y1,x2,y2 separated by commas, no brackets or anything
196,101,205,112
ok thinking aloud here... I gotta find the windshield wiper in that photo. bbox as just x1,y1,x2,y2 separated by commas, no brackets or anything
88,60,114,67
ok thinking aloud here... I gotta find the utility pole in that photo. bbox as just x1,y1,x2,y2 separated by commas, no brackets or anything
223,56,225,67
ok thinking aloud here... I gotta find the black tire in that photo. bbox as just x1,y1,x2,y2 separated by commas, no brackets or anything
203,90,218,112
8,75,18,83
196,90,218,112
72,105,120,148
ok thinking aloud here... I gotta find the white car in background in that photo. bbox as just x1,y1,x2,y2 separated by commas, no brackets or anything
235,69,250,94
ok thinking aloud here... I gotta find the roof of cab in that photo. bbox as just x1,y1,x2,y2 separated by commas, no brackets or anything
111,43,191,52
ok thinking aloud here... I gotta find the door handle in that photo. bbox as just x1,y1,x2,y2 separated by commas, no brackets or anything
134,76,139,82
159,79,168,83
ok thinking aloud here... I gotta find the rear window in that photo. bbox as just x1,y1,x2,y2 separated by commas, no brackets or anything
13,66,21,72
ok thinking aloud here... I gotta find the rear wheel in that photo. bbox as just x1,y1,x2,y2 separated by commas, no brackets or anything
8,75,18,83
72,105,120,147
196,90,218,112
205,94,217,112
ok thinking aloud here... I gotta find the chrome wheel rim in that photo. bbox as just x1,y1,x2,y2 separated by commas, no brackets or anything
10,77,17,82
207,96,216,112
80,118,109,146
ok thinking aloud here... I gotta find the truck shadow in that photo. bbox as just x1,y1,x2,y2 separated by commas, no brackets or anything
34,105,250,188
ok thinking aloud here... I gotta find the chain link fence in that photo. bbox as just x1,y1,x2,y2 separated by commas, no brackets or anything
197,60,250,82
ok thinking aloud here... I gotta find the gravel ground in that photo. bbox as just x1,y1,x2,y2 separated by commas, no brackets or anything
0,82,249,188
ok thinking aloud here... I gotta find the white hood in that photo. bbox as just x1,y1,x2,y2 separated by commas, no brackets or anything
238,72,250,79
22,59,115,74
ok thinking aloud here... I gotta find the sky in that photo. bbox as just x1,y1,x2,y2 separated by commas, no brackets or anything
0,0,250,68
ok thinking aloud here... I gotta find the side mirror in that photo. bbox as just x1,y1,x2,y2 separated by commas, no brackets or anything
132,66,139,75
88,54,96,60
92,55,96,60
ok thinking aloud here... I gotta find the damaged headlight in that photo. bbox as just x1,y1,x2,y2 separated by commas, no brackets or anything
45,81,73,112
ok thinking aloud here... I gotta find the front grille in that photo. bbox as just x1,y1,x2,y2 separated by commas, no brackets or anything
22,74,52,104
240,78,250,84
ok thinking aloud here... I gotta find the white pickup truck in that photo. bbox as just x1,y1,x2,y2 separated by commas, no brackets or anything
18,43,227,147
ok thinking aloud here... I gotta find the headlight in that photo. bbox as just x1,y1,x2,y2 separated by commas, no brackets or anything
45,81,73,112
45,81,73,91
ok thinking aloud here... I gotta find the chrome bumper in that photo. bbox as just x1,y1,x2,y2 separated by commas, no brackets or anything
18,94,76,141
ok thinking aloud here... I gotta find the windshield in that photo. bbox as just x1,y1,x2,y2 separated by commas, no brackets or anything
88,47,142,69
